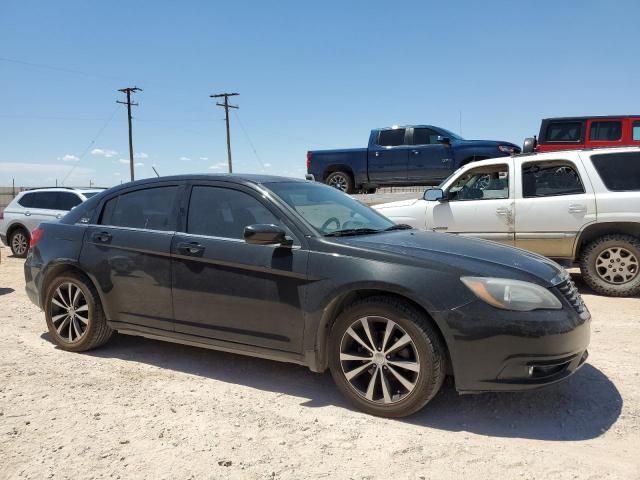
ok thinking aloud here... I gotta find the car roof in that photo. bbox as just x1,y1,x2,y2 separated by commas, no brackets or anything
19,187,104,195
542,115,640,121
468,146,640,167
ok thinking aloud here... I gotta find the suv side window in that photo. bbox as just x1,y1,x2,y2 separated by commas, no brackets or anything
447,165,509,201
412,128,440,145
18,192,35,208
633,121,640,141
377,129,406,147
589,121,622,141
28,192,58,209
522,161,585,198
591,151,640,191
546,121,583,142
187,186,280,239
100,186,179,231
56,192,83,211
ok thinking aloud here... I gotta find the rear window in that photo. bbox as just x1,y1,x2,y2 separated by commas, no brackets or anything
545,121,583,143
589,121,622,141
591,152,640,191
100,186,179,231
377,128,406,147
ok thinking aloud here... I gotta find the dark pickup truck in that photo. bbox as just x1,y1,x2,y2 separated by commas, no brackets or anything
307,125,520,193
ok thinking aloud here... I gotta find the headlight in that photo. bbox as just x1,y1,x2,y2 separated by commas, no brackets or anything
460,277,562,311
498,145,517,154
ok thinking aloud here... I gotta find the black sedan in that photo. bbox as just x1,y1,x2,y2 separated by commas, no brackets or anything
24,175,590,417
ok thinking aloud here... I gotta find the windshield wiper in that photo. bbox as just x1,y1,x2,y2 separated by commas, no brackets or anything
384,224,413,231
324,228,382,237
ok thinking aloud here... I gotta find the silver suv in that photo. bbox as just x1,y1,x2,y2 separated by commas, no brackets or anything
0,188,103,257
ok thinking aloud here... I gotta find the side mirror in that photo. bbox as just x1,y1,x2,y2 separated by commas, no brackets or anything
424,188,445,201
437,135,451,145
522,136,537,153
244,224,292,246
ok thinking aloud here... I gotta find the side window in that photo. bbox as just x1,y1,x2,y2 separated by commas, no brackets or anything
522,161,585,198
591,152,640,191
100,186,179,231
187,186,280,239
447,165,509,201
632,121,640,141
18,193,35,208
377,129,406,147
56,193,82,211
412,128,440,145
30,192,58,209
546,121,583,142
589,121,622,141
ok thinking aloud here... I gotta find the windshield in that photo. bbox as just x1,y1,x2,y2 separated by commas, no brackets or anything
437,127,464,141
265,182,396,235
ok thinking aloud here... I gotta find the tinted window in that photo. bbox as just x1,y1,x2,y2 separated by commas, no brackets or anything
589,121,622,141
187,186,280,239
447,165,509,201
25,192,58,209
546,121,583,142
522,161,585,198
591,152,640,191
633,121,640,141
18,193,35,208
377,129,406,147
412,128,440,145
56,192,82,211
100,186,179,230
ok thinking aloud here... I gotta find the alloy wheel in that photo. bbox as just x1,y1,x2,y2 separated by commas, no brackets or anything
339,316,420,404
328,174,349,192
11,232,28,256
49,282,90,343
595,247,639,284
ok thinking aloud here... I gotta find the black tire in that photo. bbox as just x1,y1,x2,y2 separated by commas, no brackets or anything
9,227,29,258
44,272,113,352
325,171,354,194
328,296,446,418
580,234,640,297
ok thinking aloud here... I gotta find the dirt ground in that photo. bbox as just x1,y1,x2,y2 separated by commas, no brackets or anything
1,250,639,480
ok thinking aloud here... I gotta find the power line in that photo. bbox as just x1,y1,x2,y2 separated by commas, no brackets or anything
0,56,124,82
210,92,239,173
117,87,142,181
233,110,265,173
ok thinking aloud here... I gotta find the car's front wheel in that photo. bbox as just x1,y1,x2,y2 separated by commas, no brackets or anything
329,296,446,417
9,227,29,258
44,273,113,352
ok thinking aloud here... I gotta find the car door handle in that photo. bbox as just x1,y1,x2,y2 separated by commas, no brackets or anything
568,204,587,214
496,207,511,216
374,151,380,157
411,150,420,155
177,242,205,256
24,211,31,216
92,232,112,243
55,213,63,219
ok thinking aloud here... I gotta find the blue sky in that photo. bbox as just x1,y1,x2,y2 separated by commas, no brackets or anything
1,0,638,186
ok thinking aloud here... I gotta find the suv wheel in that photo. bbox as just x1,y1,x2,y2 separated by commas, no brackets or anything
44,273,113,352
580,234,640,297
328,296,446,417
325,171,354,194
9,228,29,258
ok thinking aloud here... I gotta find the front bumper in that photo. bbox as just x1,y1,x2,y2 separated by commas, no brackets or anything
438,294,591,393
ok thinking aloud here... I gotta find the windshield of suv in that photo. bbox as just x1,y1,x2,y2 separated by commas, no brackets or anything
265,182,396,236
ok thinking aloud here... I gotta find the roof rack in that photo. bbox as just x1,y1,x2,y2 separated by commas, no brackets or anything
21,186,107,191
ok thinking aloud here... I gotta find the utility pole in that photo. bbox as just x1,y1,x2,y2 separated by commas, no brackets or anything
117,87,142,181
210,92,239,173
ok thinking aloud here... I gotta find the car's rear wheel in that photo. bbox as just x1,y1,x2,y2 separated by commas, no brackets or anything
9,227,29,258
580,234,640,297
328,296,446,417
325,171,354,194
44,273,113,352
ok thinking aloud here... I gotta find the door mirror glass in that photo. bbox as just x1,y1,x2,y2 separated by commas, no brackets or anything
424,188,445,201
436,135,451,145
244,224,291,246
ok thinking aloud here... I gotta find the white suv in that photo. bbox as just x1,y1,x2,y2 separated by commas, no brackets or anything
0,188,103,258
374,147,640,296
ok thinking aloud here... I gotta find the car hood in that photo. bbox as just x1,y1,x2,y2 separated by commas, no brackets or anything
374,198,421,209
458,139,519,149
331,230,564,286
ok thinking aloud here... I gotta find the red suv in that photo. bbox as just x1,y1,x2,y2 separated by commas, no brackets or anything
523,116,640,153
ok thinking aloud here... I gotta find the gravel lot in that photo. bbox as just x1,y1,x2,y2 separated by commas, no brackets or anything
1,249,639,480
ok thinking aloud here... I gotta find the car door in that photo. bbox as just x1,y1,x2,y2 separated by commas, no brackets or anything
408,127,452,183
368,128,410,183
514,157,595,258
171,182,309,353
79,182,183,332
425,161,515,245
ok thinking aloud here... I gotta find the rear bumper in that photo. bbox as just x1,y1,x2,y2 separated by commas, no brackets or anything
24,255,43,308
438,299,591,393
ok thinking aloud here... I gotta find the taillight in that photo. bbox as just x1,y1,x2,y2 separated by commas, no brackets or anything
306,151,312,172
30,227,44,249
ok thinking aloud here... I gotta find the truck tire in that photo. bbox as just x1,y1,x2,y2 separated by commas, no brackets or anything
328,296,446,417
9,227,30,258
580,234,640,297
325,171,354,194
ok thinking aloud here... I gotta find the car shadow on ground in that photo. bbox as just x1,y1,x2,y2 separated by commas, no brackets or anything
0,287,15,296
42,330,622,442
